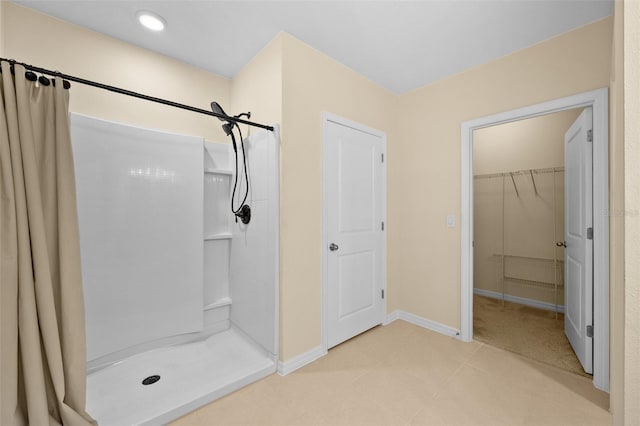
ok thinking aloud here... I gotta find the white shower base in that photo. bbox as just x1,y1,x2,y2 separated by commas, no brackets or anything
86,328,276,425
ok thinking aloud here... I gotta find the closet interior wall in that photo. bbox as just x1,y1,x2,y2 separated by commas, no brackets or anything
474,168,565,311
472,109,585,312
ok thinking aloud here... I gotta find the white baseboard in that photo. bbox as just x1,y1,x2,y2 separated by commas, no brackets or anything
279,311,462,376
474,288,565,313
277,345,326,376
382,310,401,325
385,310,460,338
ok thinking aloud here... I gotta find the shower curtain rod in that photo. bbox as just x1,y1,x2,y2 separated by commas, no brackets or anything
0,58,274,132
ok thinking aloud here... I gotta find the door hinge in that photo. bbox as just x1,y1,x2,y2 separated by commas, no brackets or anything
587,325,593,338
381,289,385,299
381,153,384,163
381,221,385,231
587,129,593,142
587,227,593,240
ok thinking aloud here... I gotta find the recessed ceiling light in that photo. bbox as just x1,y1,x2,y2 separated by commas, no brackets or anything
136,11,166,32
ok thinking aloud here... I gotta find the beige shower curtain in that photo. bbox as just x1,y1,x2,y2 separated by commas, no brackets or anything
0,62,96,425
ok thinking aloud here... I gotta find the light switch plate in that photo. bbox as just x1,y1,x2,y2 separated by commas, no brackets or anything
447,214,456,228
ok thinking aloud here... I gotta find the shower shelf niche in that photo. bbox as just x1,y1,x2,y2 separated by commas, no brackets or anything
204,233,232,240
203,142,233,333
204,297,232,311
205,167,233,175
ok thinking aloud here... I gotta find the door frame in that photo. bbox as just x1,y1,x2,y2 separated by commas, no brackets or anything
460,88,609,391
322,112,387,353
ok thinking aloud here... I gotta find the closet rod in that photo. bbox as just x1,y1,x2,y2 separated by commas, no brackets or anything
474,166,564,180
0,57,274,132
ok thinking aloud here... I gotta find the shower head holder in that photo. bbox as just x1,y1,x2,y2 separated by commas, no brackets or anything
235,205,251,225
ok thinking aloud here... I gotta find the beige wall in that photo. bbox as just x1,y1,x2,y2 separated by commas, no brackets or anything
609,1,625,422
473,110,580,175
230,34,283,138
279,33,397,360
473,111,581,305
623,1,640,424
3,2,230,142
392,17,612,331
0,2,5,57
473,173,563,305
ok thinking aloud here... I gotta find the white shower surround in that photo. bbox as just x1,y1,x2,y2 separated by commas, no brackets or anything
71,114,205,362
229,130,280,356
71,115,280,425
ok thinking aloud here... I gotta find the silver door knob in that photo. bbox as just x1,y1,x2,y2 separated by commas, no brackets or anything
556,241,566,247
329,243,339,251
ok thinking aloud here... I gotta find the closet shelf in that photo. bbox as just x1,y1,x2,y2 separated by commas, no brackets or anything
474,166,565,180
492,254,564,263
504,276,564,290
204,168,233,175
203,297,232,311
204,233,232,241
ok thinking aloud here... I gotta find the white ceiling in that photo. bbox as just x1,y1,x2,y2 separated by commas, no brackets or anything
15,0,613,94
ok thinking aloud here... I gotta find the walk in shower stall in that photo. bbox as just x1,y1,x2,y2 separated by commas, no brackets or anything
70,114,279,425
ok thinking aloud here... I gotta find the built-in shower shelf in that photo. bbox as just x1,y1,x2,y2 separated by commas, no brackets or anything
204,233,232,241
204,167,233,175
204,297,232,311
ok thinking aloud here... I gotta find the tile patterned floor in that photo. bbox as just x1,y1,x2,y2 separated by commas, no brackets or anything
171,320,610,426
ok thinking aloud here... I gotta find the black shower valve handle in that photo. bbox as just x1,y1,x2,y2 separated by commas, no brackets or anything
235,205,251,225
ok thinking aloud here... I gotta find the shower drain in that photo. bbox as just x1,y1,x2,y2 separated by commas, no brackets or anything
142,375,161,386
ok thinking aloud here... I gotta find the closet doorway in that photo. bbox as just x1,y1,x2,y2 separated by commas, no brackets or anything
459,88,609,392
471,107,588,377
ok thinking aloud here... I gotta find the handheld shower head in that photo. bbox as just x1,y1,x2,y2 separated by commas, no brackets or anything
210,101,229,122
212,101,236,150
222,123,234,137
211,101,251,123
210,100,252,225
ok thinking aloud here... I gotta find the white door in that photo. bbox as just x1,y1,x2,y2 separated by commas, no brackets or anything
564,107,593,374
325,118,385,349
